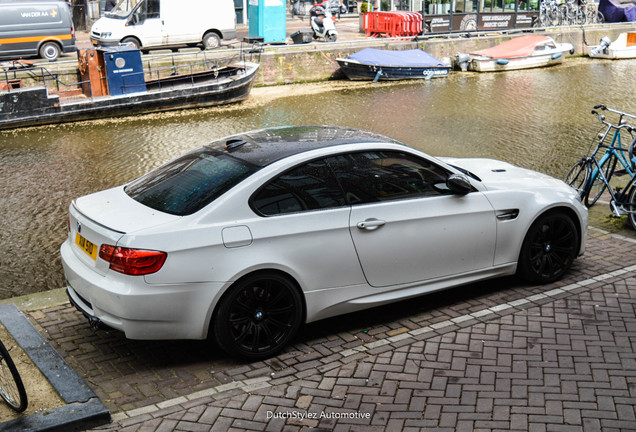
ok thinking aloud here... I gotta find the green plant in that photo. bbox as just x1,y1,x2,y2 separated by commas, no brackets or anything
360,1,370,13
381,0,389,10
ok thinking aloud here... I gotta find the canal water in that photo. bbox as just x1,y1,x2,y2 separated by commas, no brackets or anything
1,58,636,299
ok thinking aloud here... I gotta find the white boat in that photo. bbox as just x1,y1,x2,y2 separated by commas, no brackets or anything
458,35,574,72
588,32,636,59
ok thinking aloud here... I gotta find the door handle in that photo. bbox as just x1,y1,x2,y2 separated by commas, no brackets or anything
356,219,386,230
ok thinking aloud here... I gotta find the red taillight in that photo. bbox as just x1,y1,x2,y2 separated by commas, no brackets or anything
99,245,167,276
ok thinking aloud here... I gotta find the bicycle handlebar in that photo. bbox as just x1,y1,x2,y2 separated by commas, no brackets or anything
592,104,636,120
592,106,636,133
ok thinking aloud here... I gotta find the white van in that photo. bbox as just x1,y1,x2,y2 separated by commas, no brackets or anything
0,0,77,61
90,0,237,51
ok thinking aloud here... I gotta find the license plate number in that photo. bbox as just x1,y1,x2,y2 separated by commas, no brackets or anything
75,233,98,260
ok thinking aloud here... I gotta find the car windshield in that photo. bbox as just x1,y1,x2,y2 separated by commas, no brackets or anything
105,0,141,18
125,148,260,216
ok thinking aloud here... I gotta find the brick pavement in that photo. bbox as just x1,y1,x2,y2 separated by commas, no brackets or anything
23,223,636,431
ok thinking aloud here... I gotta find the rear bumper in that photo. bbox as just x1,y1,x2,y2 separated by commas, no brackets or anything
61,239,223,340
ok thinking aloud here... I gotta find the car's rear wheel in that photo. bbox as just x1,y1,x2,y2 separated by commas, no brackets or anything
213,273,303,359
517,211,579,284
202,32,221,50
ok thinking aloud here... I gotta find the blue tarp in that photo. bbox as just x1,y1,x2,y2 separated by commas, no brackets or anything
599,0,636,22
347,48,445,67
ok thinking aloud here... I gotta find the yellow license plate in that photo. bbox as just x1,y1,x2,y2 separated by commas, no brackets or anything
75,233,98,260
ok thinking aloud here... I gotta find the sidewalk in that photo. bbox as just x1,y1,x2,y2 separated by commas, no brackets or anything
21,221,636,431
75,15,366,51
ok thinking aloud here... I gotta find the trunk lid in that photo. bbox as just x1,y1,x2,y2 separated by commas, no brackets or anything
68,186,180,276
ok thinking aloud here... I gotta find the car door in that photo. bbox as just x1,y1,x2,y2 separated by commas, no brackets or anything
248,158,365,290
326,150,497,288
131,0,165,47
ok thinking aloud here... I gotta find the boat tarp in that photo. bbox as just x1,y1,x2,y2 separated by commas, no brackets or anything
346,48,446,67
599,0,636,22
469,35,552,59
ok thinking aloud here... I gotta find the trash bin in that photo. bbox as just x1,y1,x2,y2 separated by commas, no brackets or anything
98,46,146,96
290,29,313,44
248,0,286,43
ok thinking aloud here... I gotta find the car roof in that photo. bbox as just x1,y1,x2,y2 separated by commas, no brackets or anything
209,125,404,167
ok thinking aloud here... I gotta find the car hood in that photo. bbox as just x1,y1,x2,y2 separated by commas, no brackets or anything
75,186,180,234
440,157,570,191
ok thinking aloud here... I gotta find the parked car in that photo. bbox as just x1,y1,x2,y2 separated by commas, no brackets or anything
0,0,76,61
60,126,587,359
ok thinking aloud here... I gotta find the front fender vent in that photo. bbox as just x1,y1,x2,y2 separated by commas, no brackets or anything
496,209,519,221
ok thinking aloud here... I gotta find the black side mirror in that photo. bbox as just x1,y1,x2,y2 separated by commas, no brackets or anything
447,174,473,195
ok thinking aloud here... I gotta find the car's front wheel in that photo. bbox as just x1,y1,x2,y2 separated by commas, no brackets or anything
213,272,303,359
517,211,579,284
121,37,141,49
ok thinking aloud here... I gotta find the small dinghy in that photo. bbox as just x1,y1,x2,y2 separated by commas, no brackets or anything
457,35,574,72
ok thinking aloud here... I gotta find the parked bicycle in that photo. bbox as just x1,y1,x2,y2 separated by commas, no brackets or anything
581,0,605,24
0,339,28,412
539,0,563,27
560,0,585,25
565,105,636,229
539,0,604,26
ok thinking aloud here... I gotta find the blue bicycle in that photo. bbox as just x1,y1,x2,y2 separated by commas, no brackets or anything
565,105,636,229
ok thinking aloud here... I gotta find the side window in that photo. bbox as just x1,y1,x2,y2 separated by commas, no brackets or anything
251,159,346,216
326,151,451,205
147,0,160,18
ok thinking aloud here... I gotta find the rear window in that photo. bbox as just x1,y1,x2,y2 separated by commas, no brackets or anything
125,148,260,216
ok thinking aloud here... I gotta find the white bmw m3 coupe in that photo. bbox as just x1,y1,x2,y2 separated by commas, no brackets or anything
61,126,587,359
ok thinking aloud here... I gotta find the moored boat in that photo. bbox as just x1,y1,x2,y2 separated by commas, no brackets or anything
457,35,574,72
336,48,450,81
0,45,259,131
588,32,636,59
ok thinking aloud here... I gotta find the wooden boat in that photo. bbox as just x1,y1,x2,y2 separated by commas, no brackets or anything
336,48,450,81
459,35,574,72
0,45,259,130
588,32,636,59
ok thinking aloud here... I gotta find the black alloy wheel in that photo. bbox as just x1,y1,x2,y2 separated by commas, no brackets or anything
214,273,303,359
517,211,579,284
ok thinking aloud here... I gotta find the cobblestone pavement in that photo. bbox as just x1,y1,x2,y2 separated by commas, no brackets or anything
24,223,636,431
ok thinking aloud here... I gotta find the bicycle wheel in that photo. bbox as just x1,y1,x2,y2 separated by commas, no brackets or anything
574,8,586,25
564,158,590,200
0,340,28,412
628,185,636,230
549,8,562,26
586,155,616,207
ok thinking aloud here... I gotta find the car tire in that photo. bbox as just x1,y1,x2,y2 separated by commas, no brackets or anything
121,37,141,49
517,211,579,284
213,272,303,359
202,32,221,50
39,42,61,61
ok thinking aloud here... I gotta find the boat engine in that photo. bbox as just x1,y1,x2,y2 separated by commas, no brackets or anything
455,53,470,72
590,36,612,57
